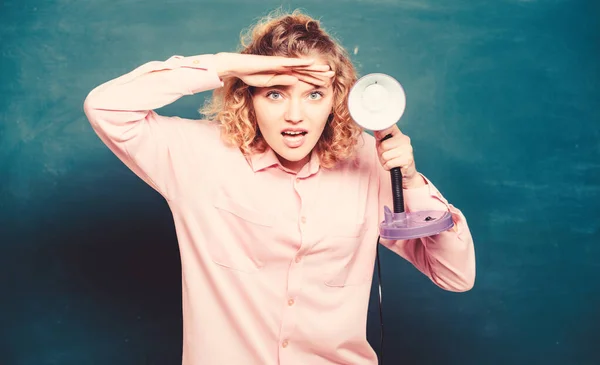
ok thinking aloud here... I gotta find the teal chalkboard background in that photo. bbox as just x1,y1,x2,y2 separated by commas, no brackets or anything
1,0,599,364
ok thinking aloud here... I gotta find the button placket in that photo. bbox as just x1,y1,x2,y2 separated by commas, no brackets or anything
279,174,310,359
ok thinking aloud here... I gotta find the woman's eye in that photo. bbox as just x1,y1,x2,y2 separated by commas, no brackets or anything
308,92,323,100
266,91,282,100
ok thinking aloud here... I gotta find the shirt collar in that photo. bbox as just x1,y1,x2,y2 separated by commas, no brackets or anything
248,147,321,177
248,147,279,172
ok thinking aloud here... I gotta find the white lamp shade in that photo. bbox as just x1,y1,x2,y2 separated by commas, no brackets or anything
348,73,406,131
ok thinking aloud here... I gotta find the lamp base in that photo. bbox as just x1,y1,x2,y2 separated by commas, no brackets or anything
379,206,454,240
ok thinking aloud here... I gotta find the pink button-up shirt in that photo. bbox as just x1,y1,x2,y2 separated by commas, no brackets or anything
83,54,475,365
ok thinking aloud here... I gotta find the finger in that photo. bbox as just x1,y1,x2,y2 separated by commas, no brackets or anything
377,136,402,153
378,146,409,168
292,71,329,86
291,64,332,72
272,56,316,68
263,74,299,86
381,147,408,162
295,70,336,80
374,124,402,141
376,132,410,151
293,70,335,86
382,156,415,172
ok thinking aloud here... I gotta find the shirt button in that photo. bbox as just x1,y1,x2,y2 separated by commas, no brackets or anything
282,340,289,348
301,216,307,224
288,298,295,306
192,59,199,64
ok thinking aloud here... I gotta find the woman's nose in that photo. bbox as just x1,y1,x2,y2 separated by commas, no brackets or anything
284,99,303,123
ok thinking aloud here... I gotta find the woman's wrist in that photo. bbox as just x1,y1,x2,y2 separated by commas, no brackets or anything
403,173,427,189
214,52,234,78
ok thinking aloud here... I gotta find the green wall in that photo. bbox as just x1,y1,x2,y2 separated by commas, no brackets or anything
1,0,598,364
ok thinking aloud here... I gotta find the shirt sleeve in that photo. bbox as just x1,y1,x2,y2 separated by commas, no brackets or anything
376,158,476,292
83,54,224,200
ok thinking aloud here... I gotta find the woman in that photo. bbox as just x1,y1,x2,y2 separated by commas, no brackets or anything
84,9,475,365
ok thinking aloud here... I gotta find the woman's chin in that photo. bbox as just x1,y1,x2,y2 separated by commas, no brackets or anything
275,148,312,171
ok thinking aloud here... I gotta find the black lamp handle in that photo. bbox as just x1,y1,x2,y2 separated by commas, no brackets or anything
380,133,404,214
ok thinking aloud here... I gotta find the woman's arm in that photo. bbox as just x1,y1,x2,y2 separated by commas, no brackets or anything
378,174,476,292
83,54,224,198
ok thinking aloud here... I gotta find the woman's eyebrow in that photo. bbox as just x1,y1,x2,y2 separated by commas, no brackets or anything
264,85,327,93
266,85,291,91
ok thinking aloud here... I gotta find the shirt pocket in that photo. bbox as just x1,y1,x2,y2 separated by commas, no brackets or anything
209,192,275,273
323,219,373,287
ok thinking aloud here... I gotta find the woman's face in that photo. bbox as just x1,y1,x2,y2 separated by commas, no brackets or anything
251,59,335,172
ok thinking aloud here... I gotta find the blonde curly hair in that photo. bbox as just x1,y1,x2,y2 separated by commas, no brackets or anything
200,9,363,169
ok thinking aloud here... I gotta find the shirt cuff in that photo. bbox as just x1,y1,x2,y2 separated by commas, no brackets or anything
403,174,450,213
165,54,224,94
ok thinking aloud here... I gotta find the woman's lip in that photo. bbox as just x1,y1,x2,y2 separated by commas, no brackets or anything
282,133,306,148
281,131,308,137
281,128,308,133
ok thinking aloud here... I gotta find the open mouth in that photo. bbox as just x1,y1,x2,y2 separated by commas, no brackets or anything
281,130,308,148
281,131,308,137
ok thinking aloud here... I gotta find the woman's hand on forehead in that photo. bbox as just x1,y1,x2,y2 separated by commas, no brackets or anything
214,52,335,88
